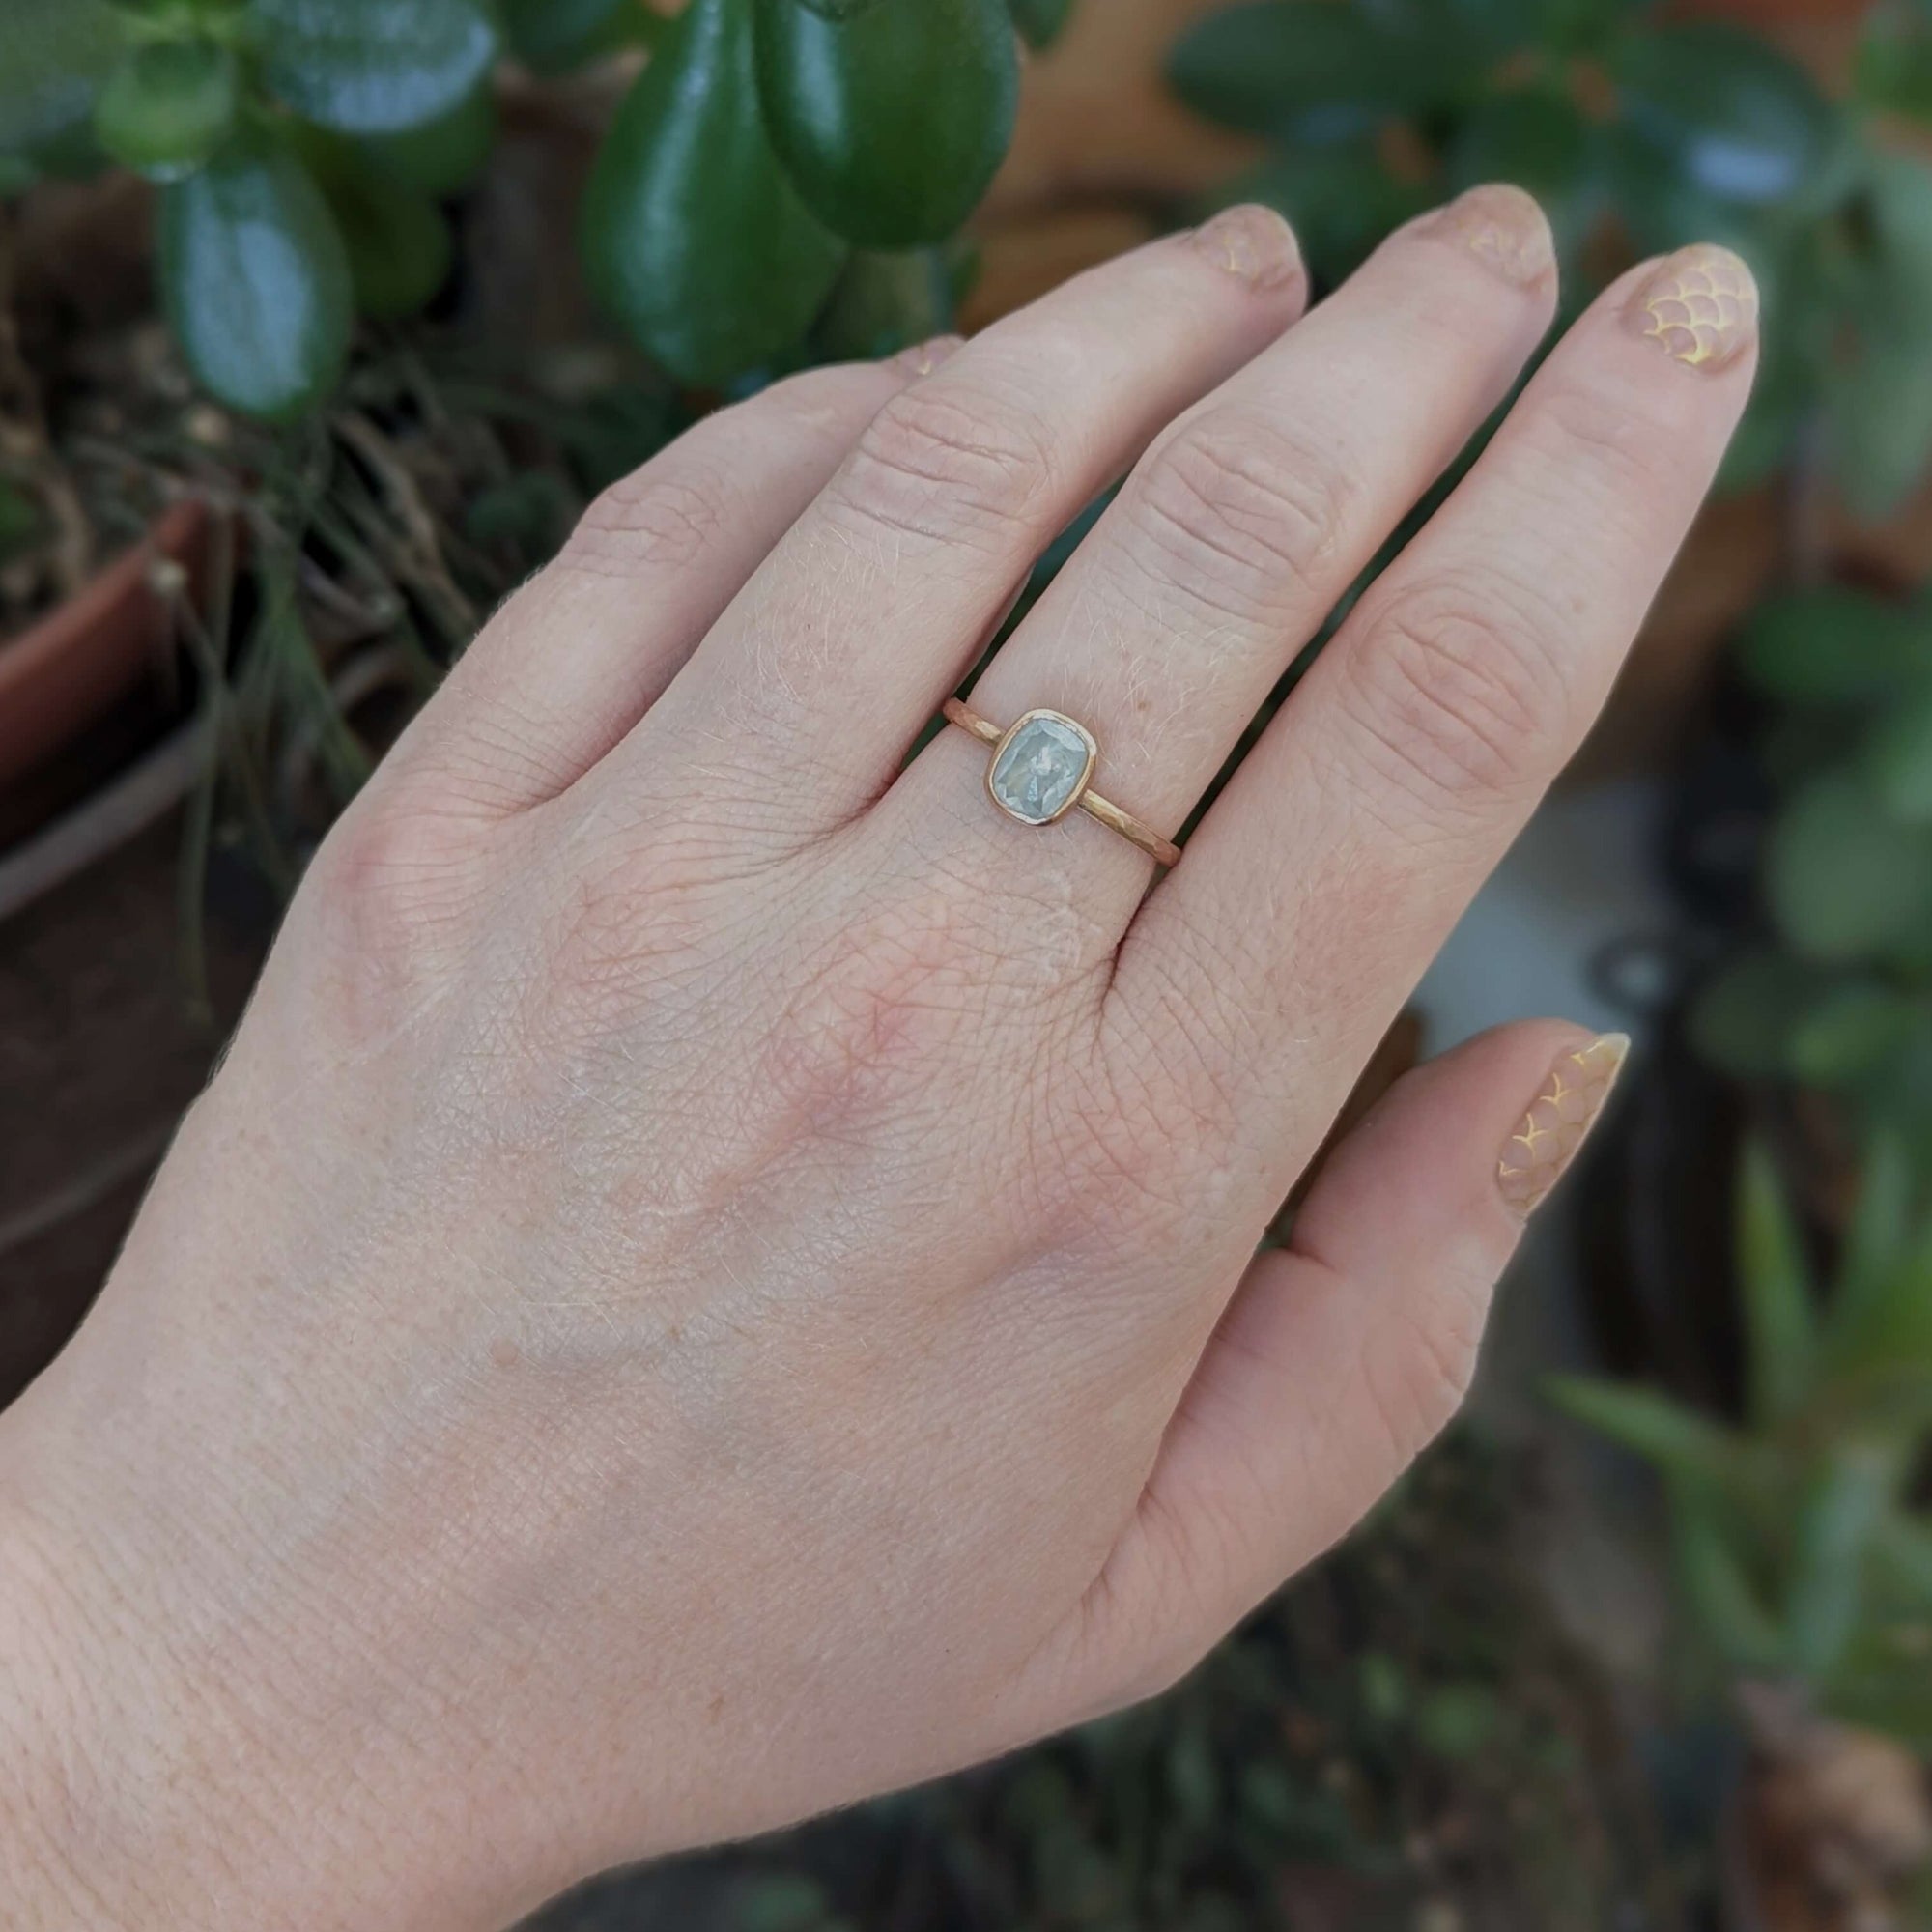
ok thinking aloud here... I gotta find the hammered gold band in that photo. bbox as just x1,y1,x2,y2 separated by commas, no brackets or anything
942,698,1182,868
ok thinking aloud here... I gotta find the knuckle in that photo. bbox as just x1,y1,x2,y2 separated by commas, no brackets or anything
833,382,1060,548
1125,409,1350,626
565,461,732,578
298,793,485,1028
1339,573,1571,808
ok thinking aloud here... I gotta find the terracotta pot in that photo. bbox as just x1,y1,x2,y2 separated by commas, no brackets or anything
0,497,211,789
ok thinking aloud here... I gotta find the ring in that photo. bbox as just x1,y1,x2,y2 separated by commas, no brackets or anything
942,698,1182,868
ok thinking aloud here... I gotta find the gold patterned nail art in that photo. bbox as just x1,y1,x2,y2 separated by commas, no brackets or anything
1497,1034,1630,1218
1421,183,1556,290
1628,244,1759,369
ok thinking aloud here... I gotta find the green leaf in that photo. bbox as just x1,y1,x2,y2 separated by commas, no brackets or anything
1832,1132,1914,1341
92,37,236,180
1788,982,1921,1087
286,124,452,319
1689,949,1838,1080
1766,772,1932,964
1737,588,1932,705
1736,1142,1818,1427
355,79,495,196
502,0,640,73
1009,0,1071,51
1667,1476,1789,1675
1615,23,1845,211
251,0,499,135
1829,155,1932,518
158,133,353,419
1548,1377,1752,1489
0,0,125,154
1785,1449,1893,1680
1857,0,1932,123
753,0,1019,248
1167,0,1468,141
1825,1201,1932,1378
582,0,845,384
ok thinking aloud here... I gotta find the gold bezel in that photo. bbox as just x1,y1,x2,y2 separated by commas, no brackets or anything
984,708,1100,827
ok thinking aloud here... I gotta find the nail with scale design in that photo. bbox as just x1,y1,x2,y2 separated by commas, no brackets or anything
1497,1033,1630,1219
1626,244,1759,371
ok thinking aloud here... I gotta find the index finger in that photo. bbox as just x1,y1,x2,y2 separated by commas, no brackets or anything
1110,243,1757,1167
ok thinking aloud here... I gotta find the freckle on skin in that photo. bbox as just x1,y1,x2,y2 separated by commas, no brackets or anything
489,1337,521,1369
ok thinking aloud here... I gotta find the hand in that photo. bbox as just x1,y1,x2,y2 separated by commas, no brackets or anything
0,189,1752,1930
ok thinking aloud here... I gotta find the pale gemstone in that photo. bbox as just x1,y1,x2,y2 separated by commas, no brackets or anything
988,713,1093,824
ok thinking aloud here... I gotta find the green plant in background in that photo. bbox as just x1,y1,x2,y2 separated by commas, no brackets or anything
1,0,1068,416
1555,1141,1932,1744
1170,0,1932,513
1691,587,1932,1165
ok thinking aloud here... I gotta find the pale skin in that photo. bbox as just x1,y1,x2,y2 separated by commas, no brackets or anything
0,186,1755,1929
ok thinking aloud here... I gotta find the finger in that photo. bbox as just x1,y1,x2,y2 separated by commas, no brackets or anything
375,349,955,819
1116,244,1755,1170
593,208,1311,837
1062,1024,1627,1704
890,185,1559,913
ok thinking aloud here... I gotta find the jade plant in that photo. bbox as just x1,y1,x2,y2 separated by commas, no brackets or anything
1691,586,1932,1166
1555,1141,1932,1745
1,0,1069,417
1169,0,1932,515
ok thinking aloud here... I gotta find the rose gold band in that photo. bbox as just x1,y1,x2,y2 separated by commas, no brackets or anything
942,698,1183,868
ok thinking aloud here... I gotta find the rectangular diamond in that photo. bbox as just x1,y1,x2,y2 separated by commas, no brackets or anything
988,712,1094,825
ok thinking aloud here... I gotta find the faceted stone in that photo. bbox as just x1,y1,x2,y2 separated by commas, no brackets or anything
988,712,1094,825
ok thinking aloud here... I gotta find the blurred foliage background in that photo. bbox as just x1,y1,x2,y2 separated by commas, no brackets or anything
4,0,1932,1926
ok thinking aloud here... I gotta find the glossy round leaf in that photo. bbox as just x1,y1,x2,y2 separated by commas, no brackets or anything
582,0,846,384
159,136,353,419
1,0,124,155
1767,772,1932,963
1857,1,1932,124
93,38,237,179
251,0,498,135
753,0,1019,248
1616,24,1841,209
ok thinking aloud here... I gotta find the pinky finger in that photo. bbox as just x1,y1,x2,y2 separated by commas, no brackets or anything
1062,1021,1629,1705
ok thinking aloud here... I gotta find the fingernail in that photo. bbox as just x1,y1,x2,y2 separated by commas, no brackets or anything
1624,243,1759,370
1497,1033,1630,1219
1190,203,1305,293
1416,183,1555,291
895,333,965,377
